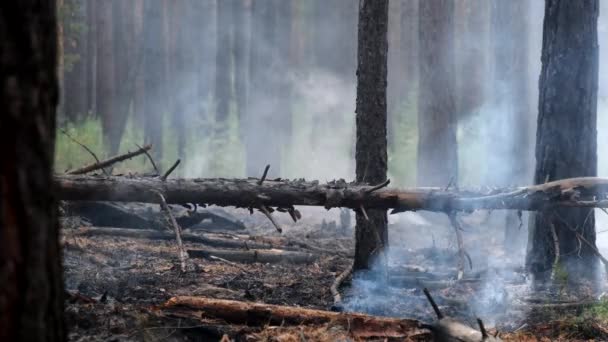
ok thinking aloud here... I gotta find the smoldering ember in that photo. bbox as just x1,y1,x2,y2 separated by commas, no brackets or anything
7,1,608,342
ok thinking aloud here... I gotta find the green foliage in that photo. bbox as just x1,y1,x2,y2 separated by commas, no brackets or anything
585,298,608,320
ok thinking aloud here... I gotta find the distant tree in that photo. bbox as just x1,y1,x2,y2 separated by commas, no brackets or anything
417,0,458,187
142,0,166,160
95,0,119,154
490,0,531,251
246,0,281,176
234,0,249,141
527,0,599,282
455,0,488,118
85,0,97,116
109,0,136,155
0,1,65,340
274,0,293,152
354,0,389,270
62,0,88,122
214,0,233,133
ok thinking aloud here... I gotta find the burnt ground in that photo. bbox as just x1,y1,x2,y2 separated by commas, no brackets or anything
62,206,608,341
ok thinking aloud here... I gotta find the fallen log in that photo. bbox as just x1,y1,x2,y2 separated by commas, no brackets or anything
55,175,608,212
154,296,431,340
187,247,318,264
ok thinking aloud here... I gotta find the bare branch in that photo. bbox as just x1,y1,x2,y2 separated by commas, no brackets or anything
161,159,181,181
67,144,152,175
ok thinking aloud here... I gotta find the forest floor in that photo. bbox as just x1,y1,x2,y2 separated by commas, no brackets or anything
61,206,608,341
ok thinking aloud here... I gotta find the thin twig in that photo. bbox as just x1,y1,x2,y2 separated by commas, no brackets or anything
60,128,110,176
258,164,270,185
209,255,250,273
156,191,188,273
135,142,159,175
161,159,181,181
67,144,152,175
448,213,466,280
364,179,390,194
331,264,353,306
259,205,283,233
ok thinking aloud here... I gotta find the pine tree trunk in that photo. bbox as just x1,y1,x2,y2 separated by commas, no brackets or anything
527,0,599,283
417,0,458,187
354,0,389,270
0,2,65,340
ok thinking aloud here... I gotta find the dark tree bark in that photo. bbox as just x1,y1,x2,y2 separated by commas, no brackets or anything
0,2,65,340
527,0,599,282
143,0,165,161
95,0,118,153
354,0,389,270
417,0,458,187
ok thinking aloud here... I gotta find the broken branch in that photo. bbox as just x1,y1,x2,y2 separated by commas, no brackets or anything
156,191,188,273
66,144,152,175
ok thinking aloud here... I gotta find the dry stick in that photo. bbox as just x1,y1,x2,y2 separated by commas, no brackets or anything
60,128,110,176
571,228,608,277
477,318,488,339
161,159,181,181
331,264,353,306
549,221,560,281
209,255,251,273
447,213,466,280
67,144,152,175
256,164,283,233
359,204,369,221
259,205,282,233
258,164,270,185
135,142,160,175
156,191,188,273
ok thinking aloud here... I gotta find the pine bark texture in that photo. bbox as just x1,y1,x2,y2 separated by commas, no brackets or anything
354,0,389,270
0,2,65,340
527,0,599,281
417,0,458,187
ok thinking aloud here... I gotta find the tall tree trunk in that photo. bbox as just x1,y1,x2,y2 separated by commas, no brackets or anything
417,0,458,187
387,0,403,151
527,0,599,283
0,1,65,340
354,0,389,270
95,0,117,154
143,0,165,161
132,0,145,127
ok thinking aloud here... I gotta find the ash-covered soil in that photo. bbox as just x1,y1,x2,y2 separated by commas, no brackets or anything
62,206,608,341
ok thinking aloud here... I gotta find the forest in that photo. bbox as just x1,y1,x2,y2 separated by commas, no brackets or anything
5,0,608,341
